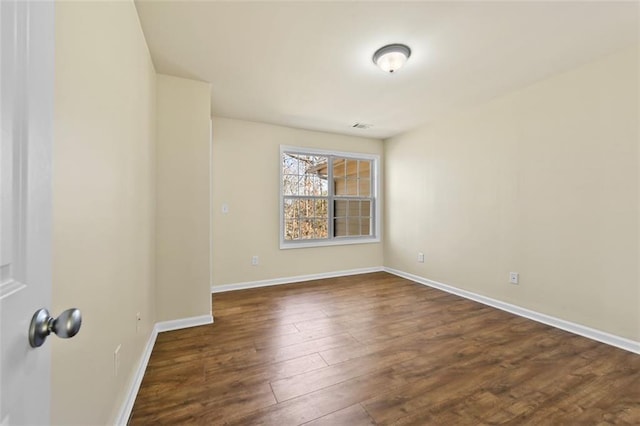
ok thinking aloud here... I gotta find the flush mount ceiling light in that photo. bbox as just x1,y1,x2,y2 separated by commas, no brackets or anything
373,43,411,73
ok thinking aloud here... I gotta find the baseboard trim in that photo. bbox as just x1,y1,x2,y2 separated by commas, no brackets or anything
115,314,214,425
384,267,640,355
155,314,214,333
114,326,158,425
211,266,384,293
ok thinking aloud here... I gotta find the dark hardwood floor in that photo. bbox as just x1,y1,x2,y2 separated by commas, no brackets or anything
129,272,640,425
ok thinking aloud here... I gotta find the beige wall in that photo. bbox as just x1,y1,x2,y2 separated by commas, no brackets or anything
52,1,156,424
211,117,384,286
156,74,212,321
384,47,639,341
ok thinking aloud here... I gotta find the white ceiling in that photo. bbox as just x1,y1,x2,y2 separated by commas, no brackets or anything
135,1,638,139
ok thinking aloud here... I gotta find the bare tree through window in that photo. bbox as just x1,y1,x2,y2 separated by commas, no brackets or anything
282,153,329,240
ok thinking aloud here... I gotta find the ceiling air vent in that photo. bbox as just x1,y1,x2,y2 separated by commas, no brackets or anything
352,123,372,130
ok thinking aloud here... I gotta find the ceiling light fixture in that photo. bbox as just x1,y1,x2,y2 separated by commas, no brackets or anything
373,43,411,73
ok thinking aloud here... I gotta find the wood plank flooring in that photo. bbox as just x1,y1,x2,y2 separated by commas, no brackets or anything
129,272,640,425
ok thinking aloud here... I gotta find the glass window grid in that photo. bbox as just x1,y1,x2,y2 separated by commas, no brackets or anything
282,151,376,244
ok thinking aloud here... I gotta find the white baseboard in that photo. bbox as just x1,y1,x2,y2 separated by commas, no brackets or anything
114,326,158,425
384,267,640,355
115,314,214,425
211,266,384,293
155,314,213,332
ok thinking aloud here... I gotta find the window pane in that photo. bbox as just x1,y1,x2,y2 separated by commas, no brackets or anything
346,159,358,177
300,175,321,196
314,219,328,239
336,178,357,196
361,200,371,217
346,179,358,196
347,218,360,236
334,177,345,195
320,178,329,196
333,159,346,177
334,200,347,217
359,179,370,197
298,175,313,195
283,175,299,196
300,219,314,239
283,199,297,220
315,199,328,219
298,199,313,218
334,218,347,237
284,219,300,240
347,200,360,217
282,153,298,174
313,176,323,196
358,160,371,179
298,176,308,195
283,152,329,197
360,218,371,236
286,200,329,240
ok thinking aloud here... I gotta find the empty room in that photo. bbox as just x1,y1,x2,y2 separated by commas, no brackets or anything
1,0,638,425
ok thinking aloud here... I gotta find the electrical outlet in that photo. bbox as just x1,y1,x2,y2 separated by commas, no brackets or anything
136,312,141,333
509,272,519,284
251,255,259,266
417,252,425,263
114,344,121,377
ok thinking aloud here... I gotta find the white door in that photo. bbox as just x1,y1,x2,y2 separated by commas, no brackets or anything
1,0,55,424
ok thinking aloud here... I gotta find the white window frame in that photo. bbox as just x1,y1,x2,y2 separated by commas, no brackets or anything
279,145,381,249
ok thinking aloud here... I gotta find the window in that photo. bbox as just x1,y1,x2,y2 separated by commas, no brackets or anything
280,146,380,248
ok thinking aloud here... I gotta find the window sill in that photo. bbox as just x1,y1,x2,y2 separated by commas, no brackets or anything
280,236,381,250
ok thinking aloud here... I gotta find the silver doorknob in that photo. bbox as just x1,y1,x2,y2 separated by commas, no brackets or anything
29,308,82,348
